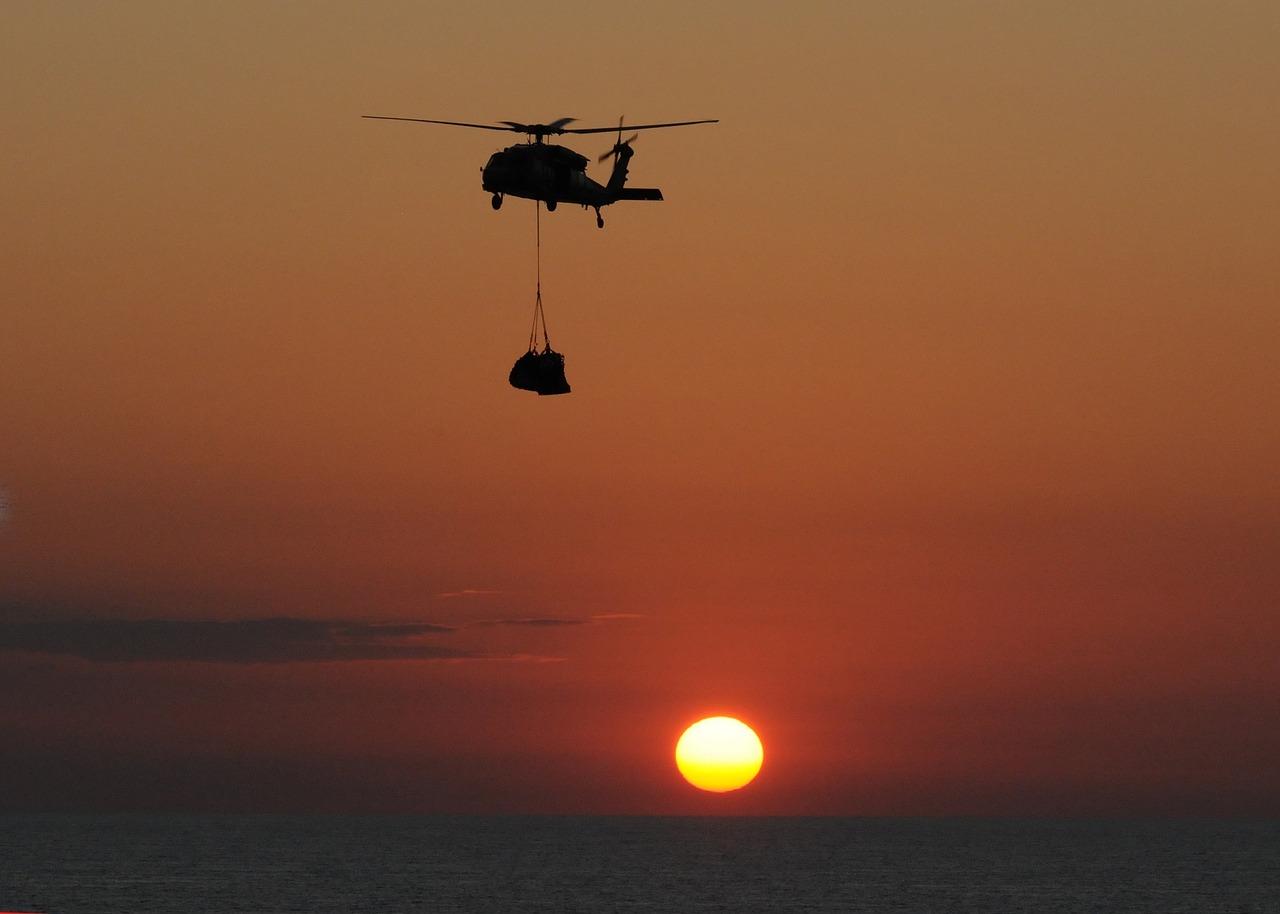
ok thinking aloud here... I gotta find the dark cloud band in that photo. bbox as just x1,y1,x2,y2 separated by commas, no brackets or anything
0,618,479,664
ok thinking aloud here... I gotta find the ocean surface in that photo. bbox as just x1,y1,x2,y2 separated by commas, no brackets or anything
2,815,1276,913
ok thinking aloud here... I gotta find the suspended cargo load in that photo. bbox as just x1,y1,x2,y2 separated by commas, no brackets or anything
509,347,570,395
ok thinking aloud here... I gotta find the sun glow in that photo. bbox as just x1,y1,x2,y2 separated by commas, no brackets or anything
675,716,764,792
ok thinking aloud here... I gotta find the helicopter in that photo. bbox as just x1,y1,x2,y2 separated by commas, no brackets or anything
362,115,717,228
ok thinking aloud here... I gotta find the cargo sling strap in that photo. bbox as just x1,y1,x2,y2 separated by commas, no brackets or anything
509,201,570,395
529,199,552,353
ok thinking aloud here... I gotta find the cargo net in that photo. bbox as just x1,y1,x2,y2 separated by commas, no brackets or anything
509,203,570,395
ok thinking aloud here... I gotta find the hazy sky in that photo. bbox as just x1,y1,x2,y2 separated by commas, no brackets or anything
2,1,1278,815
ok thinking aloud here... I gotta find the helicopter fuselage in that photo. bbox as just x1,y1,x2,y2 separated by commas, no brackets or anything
482,142,661,222
483,144,596,205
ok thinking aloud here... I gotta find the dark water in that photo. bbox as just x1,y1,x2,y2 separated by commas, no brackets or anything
2,815,1276,913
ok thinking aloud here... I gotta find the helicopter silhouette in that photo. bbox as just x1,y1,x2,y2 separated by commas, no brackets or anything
362,115,717,227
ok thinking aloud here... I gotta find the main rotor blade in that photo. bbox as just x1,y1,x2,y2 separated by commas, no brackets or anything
361,116,718,136
361,116,515,131
562,119,718,135
500,117,577,135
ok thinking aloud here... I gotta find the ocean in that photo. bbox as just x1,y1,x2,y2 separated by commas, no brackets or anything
2,815,1276,913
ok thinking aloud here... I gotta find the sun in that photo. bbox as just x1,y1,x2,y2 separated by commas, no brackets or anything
675,716,764,792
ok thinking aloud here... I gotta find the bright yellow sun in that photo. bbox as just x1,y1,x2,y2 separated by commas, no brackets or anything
675,716,764,792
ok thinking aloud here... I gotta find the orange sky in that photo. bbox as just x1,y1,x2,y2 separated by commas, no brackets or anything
2,2,1278,815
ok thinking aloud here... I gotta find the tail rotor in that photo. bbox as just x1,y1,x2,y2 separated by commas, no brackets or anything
598,116,640,162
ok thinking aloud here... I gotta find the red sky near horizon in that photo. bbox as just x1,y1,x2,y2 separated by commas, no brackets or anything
2,2,1278,816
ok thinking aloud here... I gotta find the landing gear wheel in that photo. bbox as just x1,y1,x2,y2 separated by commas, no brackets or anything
491,193,503,210
545,199,557,212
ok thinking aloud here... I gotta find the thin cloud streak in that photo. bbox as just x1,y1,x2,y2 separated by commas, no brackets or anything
466,617,590,628
465,614,642,628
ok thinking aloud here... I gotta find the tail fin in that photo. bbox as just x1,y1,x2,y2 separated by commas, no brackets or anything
606,143,634,193
606,143,663,200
